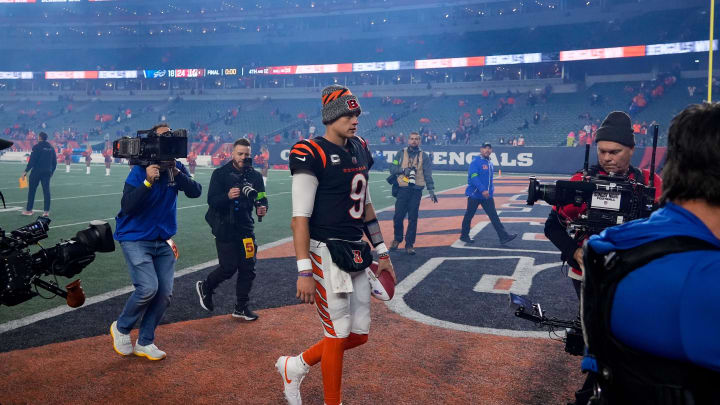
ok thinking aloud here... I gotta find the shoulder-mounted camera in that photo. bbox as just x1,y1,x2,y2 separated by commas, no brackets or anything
527,126,661,236
112,127,188,166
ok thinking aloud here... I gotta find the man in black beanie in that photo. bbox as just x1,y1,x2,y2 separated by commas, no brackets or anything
543,111,663,405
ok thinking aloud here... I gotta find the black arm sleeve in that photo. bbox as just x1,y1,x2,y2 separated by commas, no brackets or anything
544,210,581,268
24,146,37,172
175,170,202,198
120,183,152,217
207,169,231,209
51,148,57,174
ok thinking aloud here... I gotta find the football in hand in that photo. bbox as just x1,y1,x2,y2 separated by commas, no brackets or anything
367,261,395,301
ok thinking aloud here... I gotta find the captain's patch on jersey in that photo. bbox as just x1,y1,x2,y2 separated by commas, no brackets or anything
330,154,341,165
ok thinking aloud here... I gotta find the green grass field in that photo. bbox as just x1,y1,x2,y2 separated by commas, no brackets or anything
0,161,468,323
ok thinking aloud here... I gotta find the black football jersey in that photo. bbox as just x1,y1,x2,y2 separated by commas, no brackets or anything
289,136,374,241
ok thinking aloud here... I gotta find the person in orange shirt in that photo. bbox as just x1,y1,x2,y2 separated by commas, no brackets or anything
63,145,73,172
260,145,269,186
102,148,113,176
83,148,92,175
187,151,197,178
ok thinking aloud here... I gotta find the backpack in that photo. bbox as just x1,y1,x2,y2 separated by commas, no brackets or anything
582,236,720,405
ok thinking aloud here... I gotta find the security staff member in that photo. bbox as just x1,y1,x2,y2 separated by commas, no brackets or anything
459,143,517,245
196,138,268,320
21,132,56,217
389,132,437,255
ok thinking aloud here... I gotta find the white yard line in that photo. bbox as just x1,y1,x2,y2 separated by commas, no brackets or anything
0,184,464,334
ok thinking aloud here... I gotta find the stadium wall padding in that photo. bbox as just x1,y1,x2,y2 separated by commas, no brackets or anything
268,145,665,175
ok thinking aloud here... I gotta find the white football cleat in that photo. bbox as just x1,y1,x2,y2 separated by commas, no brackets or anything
276,355,309,405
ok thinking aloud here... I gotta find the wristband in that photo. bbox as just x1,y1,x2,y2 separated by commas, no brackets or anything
298,272,313,277
143,179,152,188
375,242,388,255
297,258,312,272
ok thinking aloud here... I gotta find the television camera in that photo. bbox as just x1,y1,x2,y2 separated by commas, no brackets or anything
113,127,188,186
526,125,660,236
509,293,584,356
0,217,115,308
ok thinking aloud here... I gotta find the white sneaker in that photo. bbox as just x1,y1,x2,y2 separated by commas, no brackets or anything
110,321,133,356
276,355,309,405
134,341,166,360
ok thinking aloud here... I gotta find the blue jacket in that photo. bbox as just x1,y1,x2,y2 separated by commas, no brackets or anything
465,156,494,199
588,202,720,372
25,140,57,174
114,162,202,241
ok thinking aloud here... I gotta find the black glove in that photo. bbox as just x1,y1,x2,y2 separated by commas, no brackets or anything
429,191,438,203
403,167,413,176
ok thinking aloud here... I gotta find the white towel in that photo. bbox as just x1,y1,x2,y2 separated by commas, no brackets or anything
321,247,353,294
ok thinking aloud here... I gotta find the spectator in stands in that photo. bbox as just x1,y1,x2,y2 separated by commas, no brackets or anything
567,131,576,147
518,119,529,130
578,130,588,146
499,137,505,145
389,132,437,255
21,132,56,217
533,112,540,124
110,123,202,361
688,85,697,97
517,136,525,146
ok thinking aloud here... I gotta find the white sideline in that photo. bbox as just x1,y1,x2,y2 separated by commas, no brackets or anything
0,183,447,335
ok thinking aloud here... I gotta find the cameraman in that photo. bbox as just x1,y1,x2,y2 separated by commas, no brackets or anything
110,123,202,361
544,111,662,298
196,138,268,320
389,131,437,255
584,103,720,402
544,112,661,405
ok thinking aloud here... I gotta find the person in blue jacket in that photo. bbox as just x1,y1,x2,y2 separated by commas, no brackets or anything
459,142,517,244
110,123,202,361
588,102,720,373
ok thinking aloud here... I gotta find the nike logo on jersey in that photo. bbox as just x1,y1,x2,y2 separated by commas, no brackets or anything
295,156,306,161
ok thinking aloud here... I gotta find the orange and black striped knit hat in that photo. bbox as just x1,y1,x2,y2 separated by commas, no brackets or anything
321,85,362,125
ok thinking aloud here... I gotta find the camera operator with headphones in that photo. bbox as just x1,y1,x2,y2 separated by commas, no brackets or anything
196,138,268,320
389,131,437,255
581,103,720,404
543,111,662,405
111,123,202,361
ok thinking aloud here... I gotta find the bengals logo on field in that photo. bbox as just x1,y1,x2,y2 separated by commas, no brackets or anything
352,249,363,264
347,99,359,110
